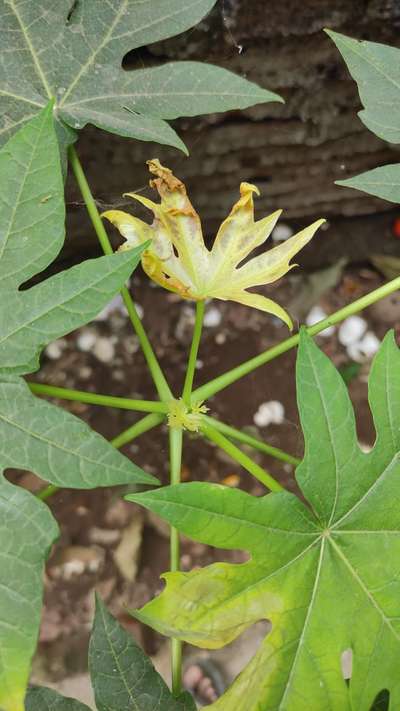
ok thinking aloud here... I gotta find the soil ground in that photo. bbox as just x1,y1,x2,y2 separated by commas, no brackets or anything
13,261,400,704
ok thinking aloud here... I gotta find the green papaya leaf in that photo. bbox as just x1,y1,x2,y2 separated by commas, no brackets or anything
0,482,58,711
326,30,400,144
0,0,282,155
0,104,146,375
128,330,400,710
25,685,91,711
0,374,156,711
0,105,157,709
326,30,400,204
89,596,196,711
0,376,157,487
336,164,400,205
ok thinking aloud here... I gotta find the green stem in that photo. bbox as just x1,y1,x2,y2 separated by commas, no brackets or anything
193,275,400,402
204,415,300,467
201,422,283,492
36,413,164,500
182,301,205,405
29,382,168,414
111,413,165,449
169,426,184,696
68,145,172,402
37,484,58,502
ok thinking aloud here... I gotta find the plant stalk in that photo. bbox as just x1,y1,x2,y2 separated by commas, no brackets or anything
204,415,300,467
201,421,284,492
193,275,400,402
168,426,184,696
182,301,205,405
29,382,168,414
68,145,172,402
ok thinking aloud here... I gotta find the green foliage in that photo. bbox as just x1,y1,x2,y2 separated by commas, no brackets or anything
0,104,145,375
327,30,400,203
129,330,400,710
0,107,157,711
26,598,196,711
89,596,196,711
0,0,282,156
26,686,91,711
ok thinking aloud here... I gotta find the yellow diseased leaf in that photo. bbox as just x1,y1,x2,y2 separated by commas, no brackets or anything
102,160,325,326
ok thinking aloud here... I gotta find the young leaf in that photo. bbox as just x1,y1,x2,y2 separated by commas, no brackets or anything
0,481,58,711
326,30,400,204
0,0,282,155
128,330,400,710
0,104,145,375
0,375,157,487
25,685,91,711
89,596,196,711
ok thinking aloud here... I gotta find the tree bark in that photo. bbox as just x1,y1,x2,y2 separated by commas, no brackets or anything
66,0,400,268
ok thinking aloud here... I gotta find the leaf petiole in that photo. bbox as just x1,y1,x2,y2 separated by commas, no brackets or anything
203,415,300,467
182,300,205,405
168,426,184,696
193,275,400,402
68,145,172,402
29,382,168,414
201,421,284,492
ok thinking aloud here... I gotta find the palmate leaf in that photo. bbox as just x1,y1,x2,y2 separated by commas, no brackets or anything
0,103,157,709
326,30,400,204
89,596,196,711
0,0,282,155
128,330,400,710
0,103,147,375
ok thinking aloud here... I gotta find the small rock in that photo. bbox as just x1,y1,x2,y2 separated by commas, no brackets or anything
338,316,367,347
347,331,380,363
51,545,105,580
93,337,115,363
78,365,93,380
76,329,97,352
104,499,132,528
305,305,335,337
113,514,144,582
253,401,285,428
215,332,226,345
124,335,140,354
369,291,400,324
44,339,67,360
271,223,293,242
88,527,120,546
95,293,126,321
203,306,222,328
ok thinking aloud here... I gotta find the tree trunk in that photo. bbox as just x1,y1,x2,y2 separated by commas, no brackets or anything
66,0,400,269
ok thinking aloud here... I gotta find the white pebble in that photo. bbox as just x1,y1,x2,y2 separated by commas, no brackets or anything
253,400,285,428
271,223,293,242
76,329,97,352
44,339,67,360
95,294,127,321
93,337,115,363
203,306,222,328
347,331,380,363
305,306,335,337
338,316,367,347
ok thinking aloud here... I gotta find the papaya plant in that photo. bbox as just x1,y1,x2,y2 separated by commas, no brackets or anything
1,4,400,710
